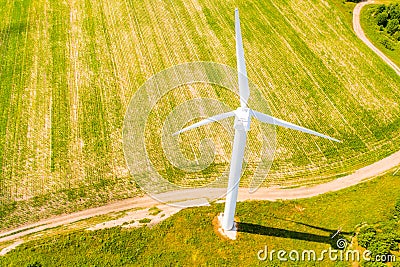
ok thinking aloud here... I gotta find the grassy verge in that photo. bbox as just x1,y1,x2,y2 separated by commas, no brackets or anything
333,0,358,24
360,3,400,68
0,177,140,230
1,169,399,266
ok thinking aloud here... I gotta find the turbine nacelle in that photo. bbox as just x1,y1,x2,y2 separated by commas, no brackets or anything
174,107,340,143
234,107,251,131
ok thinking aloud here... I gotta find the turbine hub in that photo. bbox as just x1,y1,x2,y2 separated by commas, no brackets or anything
234,107,251,131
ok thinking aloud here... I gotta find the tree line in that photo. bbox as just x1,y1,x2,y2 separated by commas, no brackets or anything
373,3,400,40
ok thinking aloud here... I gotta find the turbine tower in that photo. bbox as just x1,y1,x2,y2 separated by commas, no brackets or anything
174,8,340,232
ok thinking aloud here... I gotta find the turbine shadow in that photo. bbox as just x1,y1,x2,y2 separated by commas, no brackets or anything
270,216,352,236
237,222,349,248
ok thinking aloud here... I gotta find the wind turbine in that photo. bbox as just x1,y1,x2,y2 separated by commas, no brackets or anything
173,8,340,232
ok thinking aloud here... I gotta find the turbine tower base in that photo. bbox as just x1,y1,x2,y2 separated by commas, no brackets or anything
217,213,237,240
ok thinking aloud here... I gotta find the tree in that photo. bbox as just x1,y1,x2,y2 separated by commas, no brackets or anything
387,19,399,35
388,3,400,20
376,11,389,27
376,4,386,14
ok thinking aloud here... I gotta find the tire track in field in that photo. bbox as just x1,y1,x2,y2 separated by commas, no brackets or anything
1,0,34,199
49,0,72,188
67,0,86,185
24,0,52,196
0,0,17,196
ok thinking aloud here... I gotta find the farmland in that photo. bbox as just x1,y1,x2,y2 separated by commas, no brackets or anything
1,0,400,227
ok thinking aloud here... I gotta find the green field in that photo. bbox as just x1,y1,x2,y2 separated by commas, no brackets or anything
1,0,400,228
1,168,399,266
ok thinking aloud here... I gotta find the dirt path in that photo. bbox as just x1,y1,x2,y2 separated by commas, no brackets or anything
1,0,400,250
353,0,400,76
0,197,158,243
237,150,400,201
2,149,400,245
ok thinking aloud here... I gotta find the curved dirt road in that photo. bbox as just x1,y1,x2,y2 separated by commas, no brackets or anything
353,1,400,75
2,149,400,244
1,0,400,247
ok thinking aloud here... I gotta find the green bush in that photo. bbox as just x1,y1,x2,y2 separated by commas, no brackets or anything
393,31,400,41
364,261,387,267
395,197,400,215
376,4,386,14
358,225,377,248
387,19,399,35
376,12,388,26
380,38,395,50
376,232,398,251
388,3,400,20
357,198,400,265
368,240,391,260
26,262,43,267
139,218,151,224
148,207,161,216
358,231,376,248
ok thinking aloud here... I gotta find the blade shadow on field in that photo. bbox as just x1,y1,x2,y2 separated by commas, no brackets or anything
237,222,350,247
270,216,352,236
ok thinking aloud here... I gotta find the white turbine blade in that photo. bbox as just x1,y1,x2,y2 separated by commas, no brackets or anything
251,110,341,142
235,8,250,107
173,111,235,136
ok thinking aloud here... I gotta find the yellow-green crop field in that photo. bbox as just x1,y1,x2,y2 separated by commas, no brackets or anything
1,0,400,209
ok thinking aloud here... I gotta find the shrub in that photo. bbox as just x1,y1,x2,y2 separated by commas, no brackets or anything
376,4,386,14
27,262,42,267
375,232,398,251
148,207,161,216
395,197,400,215
387,19,399,35
376,12,389,26
388,3,400,20
358,225,377,248
380,38,395,50
139,218,151,224
368,241,392,261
